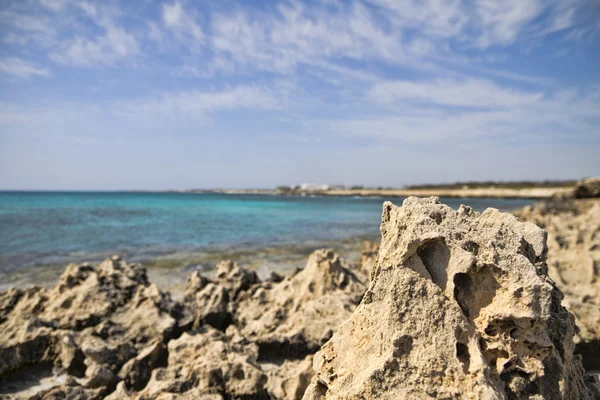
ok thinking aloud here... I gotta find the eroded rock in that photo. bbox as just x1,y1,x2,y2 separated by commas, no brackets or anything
108,326,269,400
305,197,600,400
515,198,600,371
574,177,600,198
0,257,189,397
265,355,314,400
357,241,379,281
235,249,366,360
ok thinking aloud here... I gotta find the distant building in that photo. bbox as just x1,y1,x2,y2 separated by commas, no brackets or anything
300,183,330,191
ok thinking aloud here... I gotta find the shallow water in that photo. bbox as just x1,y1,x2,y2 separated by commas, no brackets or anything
0,192,533,289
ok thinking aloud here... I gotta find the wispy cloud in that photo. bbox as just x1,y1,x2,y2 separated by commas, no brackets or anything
0,0,598,188
328,85,600,144
162,1,203,42
50,24,139,67
115,84,282,118
0,57,51,79
369,78,544,108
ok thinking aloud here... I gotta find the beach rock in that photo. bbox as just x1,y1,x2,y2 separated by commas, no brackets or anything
235,249,366,360
305,197,600,400
0,257,191,396
215,260,259,300
574,177,600,198
515,198,600,370
357,241,379,281
117,342,168,391
29,377,106,400
266,355,314,400
184,261,259,331
109,326,269,399
183,262,259,331
182,271,209,303
0,286,53,375
188,282,232,331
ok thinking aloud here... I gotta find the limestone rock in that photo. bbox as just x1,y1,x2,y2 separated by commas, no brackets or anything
357,241,379,281
0,286,53,376
515,198,600,370
117,342,168,391
0,257,190,396
574,177,600,198
266,355,314,400
183,262,258,332
235,249,366,360
182,271,209,303
110,326,269,399
305,197,600,400
214,260,259,300
186,281,231,331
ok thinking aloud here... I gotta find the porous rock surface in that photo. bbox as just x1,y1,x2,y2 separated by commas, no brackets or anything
234,249,366,359
304,197,600,400
357,241,379,281
515,198,600,371
0,251,360,399
0,257,189,399
106,326,269,400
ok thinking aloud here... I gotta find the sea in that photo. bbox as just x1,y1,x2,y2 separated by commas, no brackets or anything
0,191,533,291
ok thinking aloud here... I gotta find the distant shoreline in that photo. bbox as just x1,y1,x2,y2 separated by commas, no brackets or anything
178,187,572,199
0,185,575,199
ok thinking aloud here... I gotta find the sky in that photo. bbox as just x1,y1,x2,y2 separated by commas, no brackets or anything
0,0,599,190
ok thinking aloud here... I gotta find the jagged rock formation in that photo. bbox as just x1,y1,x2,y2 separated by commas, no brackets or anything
515,198,600,371
357,241,379,281
182,260,259,331
574,177,600,198
234,249,366,360
304,197,600,400
0,257,190,399
0,250,363,399
265,355,314,400
4,197,599,400
106,326,269,400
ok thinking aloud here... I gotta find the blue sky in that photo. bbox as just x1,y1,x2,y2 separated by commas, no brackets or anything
0,0,599,190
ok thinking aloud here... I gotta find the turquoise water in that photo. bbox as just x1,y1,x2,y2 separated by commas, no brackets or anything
0,192,533,274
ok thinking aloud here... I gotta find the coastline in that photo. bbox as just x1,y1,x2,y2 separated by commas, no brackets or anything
0,234,378,295
1,195,598,399
181,186,574,199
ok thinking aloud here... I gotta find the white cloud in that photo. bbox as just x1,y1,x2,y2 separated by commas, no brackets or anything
209,2,413,76
365,0,468,38
329,86,600,143
0,57,51,79
473,0,544,48
51,24,139,66
162,1,203,42
369,78,544,108
114,84,282,118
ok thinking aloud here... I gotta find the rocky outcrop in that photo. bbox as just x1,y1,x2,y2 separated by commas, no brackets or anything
305,197,600,400
182,260,259,331
107,326,269,400
1,250,361,399
4,197,599,399
574,177,600,198
234,249,366,360
265,355,314,400
357,241,379,281
0,257,190,398
515,198,600,371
